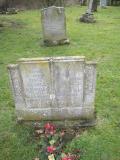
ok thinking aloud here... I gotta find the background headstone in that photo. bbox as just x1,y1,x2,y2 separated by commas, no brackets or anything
41,6,69,46
80,0,96,23
100,0,107,8
8,56,97,127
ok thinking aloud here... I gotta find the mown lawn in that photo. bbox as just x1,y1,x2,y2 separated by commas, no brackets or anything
0,6,120,160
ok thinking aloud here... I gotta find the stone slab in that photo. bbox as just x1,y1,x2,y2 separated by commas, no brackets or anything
8,56,97,127
41,6,69,46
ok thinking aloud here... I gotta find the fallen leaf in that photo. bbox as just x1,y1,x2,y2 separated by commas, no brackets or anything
49,139,56,145
34,157,39,160
35,129,44,135
48,154,55,160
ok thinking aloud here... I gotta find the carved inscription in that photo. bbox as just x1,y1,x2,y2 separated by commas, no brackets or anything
20,63,51,108
44,23,65,37
84,64,97,106
53,62,84,107
42,6,66,41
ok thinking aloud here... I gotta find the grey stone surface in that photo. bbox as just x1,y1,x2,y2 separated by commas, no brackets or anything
8,56,97,127
100,0,107,8
80,13,96,23
80,0,96,23
41,6,69,46
87,0,94,14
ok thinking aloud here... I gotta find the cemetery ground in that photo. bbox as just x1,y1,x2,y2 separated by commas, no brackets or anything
0,6,120,160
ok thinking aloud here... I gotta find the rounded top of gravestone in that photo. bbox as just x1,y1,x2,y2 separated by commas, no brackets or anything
41,6,64,11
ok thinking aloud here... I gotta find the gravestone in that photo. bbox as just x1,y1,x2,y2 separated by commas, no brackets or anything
8,56,97,127
41,6,69,46
100,0,107,8
80,0,96,23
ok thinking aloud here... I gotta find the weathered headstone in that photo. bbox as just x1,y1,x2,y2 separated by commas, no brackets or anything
8,56,97,127
80,0,96,23
41,6,69,46
100,0,107,8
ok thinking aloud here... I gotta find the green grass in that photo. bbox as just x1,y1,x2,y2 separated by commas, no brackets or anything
0,6,120,160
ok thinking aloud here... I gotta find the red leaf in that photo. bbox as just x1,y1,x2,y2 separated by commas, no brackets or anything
44,123,56,135
47,146,56,153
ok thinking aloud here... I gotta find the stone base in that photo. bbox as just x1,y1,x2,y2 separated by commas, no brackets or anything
44,38,70,46
80,13,96,23
17,118,96,128
16,108,96,128
101,6,107,9
0,8,17,15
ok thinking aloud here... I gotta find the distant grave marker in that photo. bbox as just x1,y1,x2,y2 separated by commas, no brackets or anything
100,0,107,8
41,6,69,46
80,0,96,23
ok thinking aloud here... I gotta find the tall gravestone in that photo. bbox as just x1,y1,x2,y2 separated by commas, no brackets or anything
100,0,107,8
41,6,69,46
8,56,97,127
80,0,96,23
